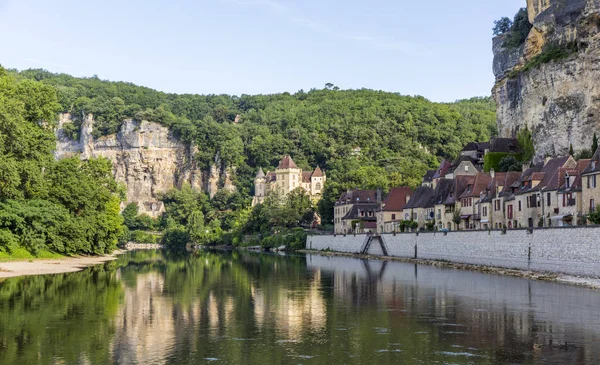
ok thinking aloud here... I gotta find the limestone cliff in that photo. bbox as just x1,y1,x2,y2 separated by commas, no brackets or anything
493,0,600,160
55,114,235,217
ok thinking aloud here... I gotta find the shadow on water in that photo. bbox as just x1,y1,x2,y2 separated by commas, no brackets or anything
0,250,599,364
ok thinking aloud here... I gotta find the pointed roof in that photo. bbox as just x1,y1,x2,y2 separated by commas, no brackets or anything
312,166,324,177
277,155,298,169
382,187,413,212
256,167,265,179
582,148,600,176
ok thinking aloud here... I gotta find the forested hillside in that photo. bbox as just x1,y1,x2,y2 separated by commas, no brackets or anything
0,66,124,258
11,69,497,223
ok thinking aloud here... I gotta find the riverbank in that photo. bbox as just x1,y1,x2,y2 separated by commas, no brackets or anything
0,250,127,279
299,249,600,290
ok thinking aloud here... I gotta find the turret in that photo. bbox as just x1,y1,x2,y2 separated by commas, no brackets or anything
252,167,267,206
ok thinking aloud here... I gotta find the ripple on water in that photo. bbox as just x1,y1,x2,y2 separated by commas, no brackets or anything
204,358,219,361
436,351,483,358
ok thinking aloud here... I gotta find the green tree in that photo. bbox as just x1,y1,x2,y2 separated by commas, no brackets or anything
517,127,535,162
493,17,512,36
498,155,522,172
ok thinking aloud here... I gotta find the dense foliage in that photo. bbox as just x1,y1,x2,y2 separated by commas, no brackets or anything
0,66,124,256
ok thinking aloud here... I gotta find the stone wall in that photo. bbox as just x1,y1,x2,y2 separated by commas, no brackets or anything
307,226,600,277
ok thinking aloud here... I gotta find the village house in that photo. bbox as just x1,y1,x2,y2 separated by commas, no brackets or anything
334,189,378,234
478,171,522,230
432,179,454,231
458,173,491,230
376,187,413,233
552,159,591,226
403,186,436,230
582,149,600,219
252,155,325,206
513,156,577,228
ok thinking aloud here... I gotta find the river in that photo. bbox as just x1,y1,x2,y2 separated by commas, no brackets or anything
1,250,599,364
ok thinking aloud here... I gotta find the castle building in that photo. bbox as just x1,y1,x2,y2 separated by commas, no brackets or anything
252,155,326,206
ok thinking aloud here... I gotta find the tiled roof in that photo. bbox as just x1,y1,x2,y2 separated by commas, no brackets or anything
582,148,600,176
433,179,454,205
342,203,380,221
277,155,298,169
404,186,436,209
336,189,378,204
433,160,452,179
266,172,276,183
516,156,574,194
489,138,520,154
312,166,324,177
302,171,312,183
481,171,523,203
382,187,413,212
459,173,492,199
423,170,436,182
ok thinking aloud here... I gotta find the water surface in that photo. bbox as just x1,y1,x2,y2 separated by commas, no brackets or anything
1,250,599,364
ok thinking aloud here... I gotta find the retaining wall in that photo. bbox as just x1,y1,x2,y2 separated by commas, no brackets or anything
306,227,600,277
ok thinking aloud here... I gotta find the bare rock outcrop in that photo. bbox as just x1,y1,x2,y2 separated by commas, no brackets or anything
493,0,600,161
55,114,235,217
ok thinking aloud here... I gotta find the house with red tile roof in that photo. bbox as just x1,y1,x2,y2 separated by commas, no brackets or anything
252,155,326,206
377,187,413,233
478,171,522,230
512,156,577,228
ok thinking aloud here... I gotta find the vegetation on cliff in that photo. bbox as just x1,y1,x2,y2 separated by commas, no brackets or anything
494,8,532,49
0,66,124,258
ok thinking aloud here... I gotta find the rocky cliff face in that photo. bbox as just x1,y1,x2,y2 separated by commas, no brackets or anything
55,114,235,217
493,0,600,160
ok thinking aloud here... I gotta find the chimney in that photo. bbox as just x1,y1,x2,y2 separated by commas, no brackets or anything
522,162,531,172
490,168,495,179
377,188,382,203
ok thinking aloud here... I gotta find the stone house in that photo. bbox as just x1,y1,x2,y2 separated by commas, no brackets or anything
479,171,522,230
339,203,380,234
445,156,481,179
553,160,591,226
431,179,455,231
402,186,436,230
377,187,413,233
458,173,492,230
334,189,378,234
513,156,577,228
252,155,325,206
582,149,600,218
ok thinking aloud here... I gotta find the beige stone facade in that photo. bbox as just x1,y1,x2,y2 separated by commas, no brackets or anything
252,155,325,207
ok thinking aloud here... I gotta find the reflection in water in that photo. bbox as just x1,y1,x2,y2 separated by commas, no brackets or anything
1,250,600,364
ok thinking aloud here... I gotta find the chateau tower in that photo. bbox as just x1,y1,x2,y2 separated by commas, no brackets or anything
252,167,266,206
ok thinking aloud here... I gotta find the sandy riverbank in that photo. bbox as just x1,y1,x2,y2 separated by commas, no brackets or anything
0,250,127,279
299,249,600,290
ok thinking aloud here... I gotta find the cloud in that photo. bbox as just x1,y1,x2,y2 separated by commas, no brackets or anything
219,0,422,55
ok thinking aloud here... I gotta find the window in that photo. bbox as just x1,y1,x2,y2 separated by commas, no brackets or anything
518,201,522,212
547,193,551,207
589,175,598,189
413,213,417,220
591,199,596,212
392,214,396,220
482,207,488,217
494,200,501,211
507,205,513,220
316,182,322,190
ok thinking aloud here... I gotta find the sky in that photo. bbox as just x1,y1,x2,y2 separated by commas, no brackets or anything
0,0,525,102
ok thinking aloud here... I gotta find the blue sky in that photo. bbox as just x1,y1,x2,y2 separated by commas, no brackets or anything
0,0,525,102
